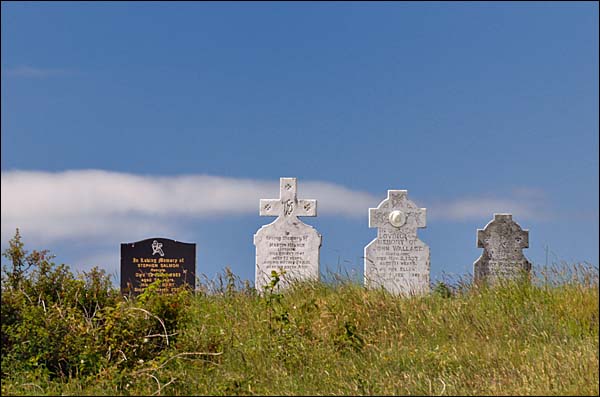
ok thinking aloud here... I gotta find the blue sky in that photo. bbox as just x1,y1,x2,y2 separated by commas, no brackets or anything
2,2,598,286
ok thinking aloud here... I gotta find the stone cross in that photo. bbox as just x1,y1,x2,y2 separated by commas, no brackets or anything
474,213,531,284
364,190,430,295
260,178,317,218
254,177,321,292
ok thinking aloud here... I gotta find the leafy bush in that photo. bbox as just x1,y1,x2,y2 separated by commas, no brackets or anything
1,229,190,383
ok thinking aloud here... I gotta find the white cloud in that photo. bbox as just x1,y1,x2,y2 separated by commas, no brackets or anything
1,170,377,244
426,190,549,222
1,169,549,245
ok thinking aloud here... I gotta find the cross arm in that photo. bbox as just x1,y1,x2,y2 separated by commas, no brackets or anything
294,199,317,217
259,199,281,216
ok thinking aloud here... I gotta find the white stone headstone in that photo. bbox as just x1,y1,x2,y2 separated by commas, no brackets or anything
364,190,430,295
474,213,531,284
254,177,321,291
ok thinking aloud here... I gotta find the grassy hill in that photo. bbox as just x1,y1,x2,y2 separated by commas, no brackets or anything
1,234,598,395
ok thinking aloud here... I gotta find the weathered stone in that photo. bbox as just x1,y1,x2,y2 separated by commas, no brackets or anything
254,177,321,291
364,190,430,295
473,213,531,284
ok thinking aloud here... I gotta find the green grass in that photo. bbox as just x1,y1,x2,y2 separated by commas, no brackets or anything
2,264,598,396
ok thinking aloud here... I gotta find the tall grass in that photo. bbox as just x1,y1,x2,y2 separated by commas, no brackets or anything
2,263,598,396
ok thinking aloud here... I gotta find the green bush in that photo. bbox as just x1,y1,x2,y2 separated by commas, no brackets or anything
1,230,190,384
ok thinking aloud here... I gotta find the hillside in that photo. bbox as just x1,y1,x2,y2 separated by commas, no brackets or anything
1,235,598,395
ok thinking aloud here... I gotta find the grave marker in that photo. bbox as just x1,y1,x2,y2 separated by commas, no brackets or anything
365,190,430,295
121,237,196,295
254,177,321,291
474,213,531,284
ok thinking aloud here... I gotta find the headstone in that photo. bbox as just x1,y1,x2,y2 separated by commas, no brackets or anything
473,213,531,284
364,190,430,295
121,237,196,295
254,177,322,291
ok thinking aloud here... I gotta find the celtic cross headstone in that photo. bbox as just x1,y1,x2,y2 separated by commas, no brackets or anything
474,213,531,284
364,190,430,295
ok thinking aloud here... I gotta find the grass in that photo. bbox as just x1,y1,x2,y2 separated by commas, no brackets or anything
1,263,598,396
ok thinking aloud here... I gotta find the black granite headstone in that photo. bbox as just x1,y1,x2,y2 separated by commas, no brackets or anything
120,237,196,295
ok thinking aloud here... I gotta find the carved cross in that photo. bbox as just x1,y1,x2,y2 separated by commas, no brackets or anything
259,177,317,218
368,190,426,230
477,213,529,253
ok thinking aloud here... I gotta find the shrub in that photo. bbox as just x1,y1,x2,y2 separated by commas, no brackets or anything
1,230,190,382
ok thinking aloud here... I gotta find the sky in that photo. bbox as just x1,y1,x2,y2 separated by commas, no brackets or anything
1,2,598,287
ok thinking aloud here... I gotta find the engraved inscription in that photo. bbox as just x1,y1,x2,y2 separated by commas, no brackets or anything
121,238,195,296
131,256,188,294
367,229,429,291
262,234,311,271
